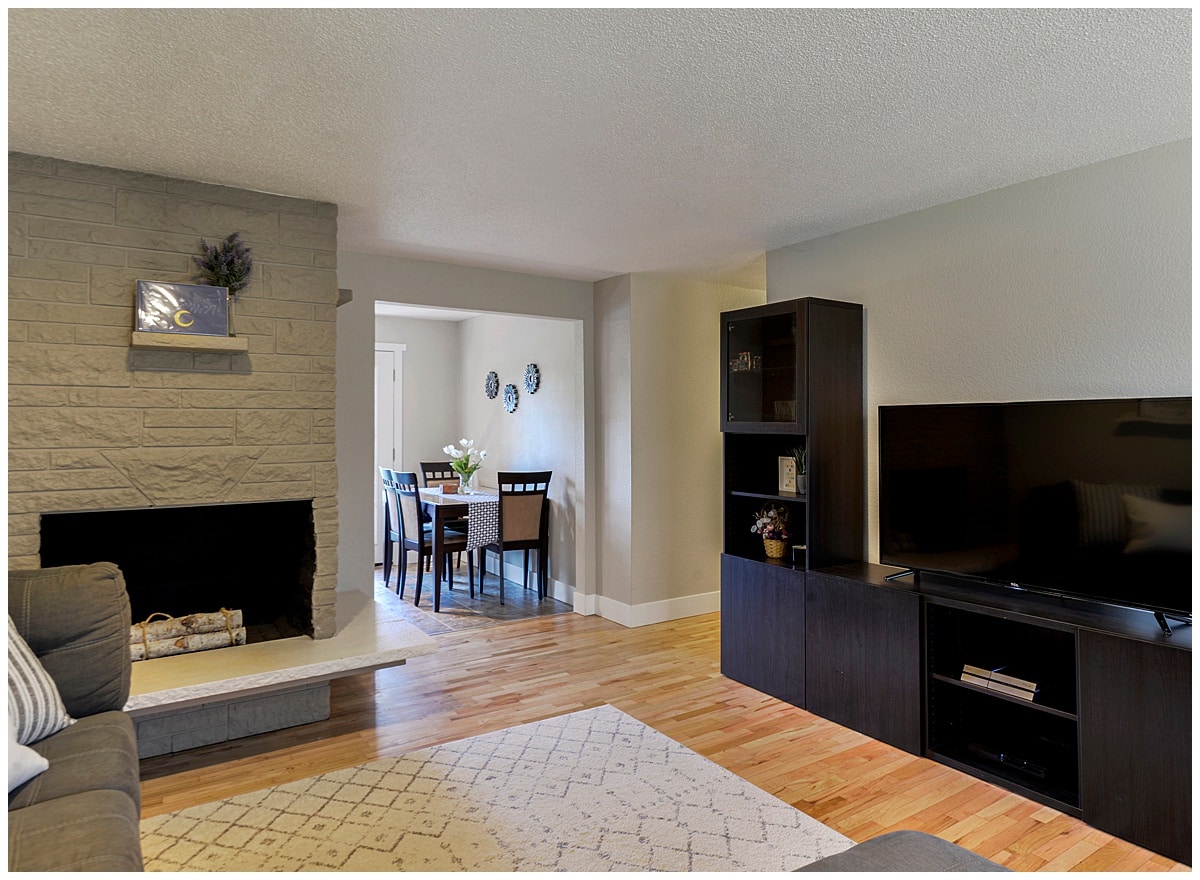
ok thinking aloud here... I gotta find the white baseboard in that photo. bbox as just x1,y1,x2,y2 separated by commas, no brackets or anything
486,555,718,626
594,590,721,628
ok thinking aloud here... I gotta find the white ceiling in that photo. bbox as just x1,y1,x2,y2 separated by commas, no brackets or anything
8,8,1191,286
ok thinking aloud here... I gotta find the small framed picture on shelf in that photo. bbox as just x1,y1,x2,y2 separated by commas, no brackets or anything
777,456,797,494
136,280,229,337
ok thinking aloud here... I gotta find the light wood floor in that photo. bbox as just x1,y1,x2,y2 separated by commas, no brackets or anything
139,609,1189,872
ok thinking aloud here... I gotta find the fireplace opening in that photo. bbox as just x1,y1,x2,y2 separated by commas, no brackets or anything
40,500,316,646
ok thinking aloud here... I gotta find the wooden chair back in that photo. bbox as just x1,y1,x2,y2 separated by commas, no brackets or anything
497,471,552,543
420,462,456,485
380,467,401,539
394,471,423,542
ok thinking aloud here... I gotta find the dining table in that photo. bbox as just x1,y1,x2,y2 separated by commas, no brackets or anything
418,487,500,612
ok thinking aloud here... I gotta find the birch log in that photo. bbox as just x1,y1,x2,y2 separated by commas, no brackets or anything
129,609,244,644
130,627,247,661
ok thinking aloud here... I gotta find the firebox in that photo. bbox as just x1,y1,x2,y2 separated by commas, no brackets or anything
40,500,316,644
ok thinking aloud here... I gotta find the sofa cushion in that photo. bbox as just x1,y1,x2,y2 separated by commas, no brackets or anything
8,711,140,812
8,788,143,872
795,830,1009,871
8,615,73,745
8,563,132,717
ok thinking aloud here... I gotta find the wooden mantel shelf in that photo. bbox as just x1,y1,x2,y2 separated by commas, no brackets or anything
131,331,249,353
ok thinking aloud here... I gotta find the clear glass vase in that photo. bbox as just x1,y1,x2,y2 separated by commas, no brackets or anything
459,471,475,494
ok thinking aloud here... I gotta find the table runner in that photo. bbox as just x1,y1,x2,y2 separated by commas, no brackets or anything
440,492,499,551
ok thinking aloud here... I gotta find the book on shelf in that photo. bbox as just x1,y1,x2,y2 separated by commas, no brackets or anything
961,663,997,679
959,664,1040,697
960,663,996,687
987,679,1039,700
989,669,1039,692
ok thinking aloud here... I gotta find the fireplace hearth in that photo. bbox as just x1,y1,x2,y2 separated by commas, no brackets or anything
40,500,316,644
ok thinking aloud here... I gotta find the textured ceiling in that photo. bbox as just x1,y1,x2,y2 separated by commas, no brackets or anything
8,8,1191,285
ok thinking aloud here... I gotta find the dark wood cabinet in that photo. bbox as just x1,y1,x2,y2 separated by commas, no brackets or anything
1079,630,1192,864
718,298,863,709
720,298,863,572
715,297,1190,864
805,569,921,753
720,554,805,707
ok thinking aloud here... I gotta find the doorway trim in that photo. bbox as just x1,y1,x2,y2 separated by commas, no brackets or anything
374,343,405,564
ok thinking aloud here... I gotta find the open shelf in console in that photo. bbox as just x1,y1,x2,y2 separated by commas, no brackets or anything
723,432,808,568
924,600,1081,814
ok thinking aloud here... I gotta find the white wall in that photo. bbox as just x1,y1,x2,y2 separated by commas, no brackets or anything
459,313,581,595
375,315,460,473
336,253,594,601
766,139,1191,561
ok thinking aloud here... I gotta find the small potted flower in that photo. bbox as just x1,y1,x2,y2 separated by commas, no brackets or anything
751,502,791,558
442,439,488,494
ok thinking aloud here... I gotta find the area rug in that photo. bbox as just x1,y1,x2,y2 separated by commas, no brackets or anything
140,704,852,871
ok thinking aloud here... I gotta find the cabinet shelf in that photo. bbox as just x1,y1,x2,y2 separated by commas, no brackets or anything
729,489,807,503
930,745,1081,816
929,672,1077,721
926,602,1081,812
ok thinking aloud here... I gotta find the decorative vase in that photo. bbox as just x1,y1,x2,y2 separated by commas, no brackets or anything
797,475,807,495
459,471,475,494
763,537,788,559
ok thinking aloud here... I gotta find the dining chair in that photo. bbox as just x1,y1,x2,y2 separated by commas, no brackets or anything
393,472,474,608
379,466,401,589
419,461,459,491
477,471,551,604
419,460,467,570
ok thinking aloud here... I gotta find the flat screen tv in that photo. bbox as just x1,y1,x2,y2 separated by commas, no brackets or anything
878,397,1191,627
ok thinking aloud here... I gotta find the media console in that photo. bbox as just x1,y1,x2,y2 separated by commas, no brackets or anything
717,299,1191,863
722,556,1192,864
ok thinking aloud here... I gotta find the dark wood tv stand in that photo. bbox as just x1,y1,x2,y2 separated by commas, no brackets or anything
717,297,1191,863
776,561,1192,864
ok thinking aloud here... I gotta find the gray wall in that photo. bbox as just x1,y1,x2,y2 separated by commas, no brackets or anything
459,313,582,595
375,314,461,471
766,139,1191,560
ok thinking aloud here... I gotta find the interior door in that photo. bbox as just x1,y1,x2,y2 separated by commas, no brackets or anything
374,346,403,564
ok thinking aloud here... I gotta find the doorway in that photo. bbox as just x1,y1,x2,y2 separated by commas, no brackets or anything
374,343,404,565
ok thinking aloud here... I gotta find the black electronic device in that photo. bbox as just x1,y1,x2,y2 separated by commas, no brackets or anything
878,397,1191,624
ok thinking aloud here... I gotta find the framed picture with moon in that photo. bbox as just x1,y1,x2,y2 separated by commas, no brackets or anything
135,281,229,337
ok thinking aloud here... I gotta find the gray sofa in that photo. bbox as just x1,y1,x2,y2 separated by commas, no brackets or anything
799,830,1008,871
8,563,144,872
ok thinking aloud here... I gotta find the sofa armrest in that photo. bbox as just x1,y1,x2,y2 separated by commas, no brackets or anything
795,830,1009,871
8,563,132,717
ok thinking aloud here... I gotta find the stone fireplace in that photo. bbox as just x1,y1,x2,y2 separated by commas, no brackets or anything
7,154,441,758
8,153,339,639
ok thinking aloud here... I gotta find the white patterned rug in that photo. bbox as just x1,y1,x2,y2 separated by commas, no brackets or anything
141,704,852,871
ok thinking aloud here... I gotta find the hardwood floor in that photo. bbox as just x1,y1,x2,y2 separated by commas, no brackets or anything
139,607,1188,872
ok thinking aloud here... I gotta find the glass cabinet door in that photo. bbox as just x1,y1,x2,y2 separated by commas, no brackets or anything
725,309,797,425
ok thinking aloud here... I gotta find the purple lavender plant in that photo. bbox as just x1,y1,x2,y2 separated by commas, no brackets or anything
191,232,254,295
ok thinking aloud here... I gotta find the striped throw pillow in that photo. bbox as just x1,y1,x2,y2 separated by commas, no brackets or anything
8,615,73,745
